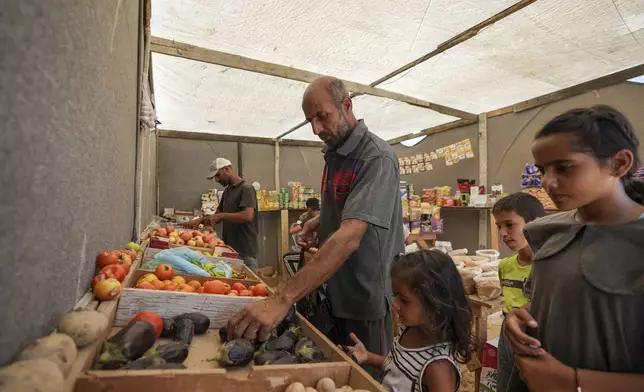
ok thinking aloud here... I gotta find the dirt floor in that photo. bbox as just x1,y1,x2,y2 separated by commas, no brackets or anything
458,311,504,392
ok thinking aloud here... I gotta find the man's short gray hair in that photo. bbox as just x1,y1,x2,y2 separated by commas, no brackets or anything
326,78,349,109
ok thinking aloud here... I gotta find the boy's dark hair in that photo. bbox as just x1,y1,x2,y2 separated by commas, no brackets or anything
492,192,546,223
535,105,644,205
305,197,320,210
391,250,476,363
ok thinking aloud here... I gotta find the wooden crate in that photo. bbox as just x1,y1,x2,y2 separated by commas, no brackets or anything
73,314,385,392
115,272,268,328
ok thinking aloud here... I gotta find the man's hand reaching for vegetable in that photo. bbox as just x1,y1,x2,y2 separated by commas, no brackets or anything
227,296,292,342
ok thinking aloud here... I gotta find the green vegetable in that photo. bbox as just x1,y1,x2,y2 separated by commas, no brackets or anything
125,242,141,252
174,312,210,334
208,339,255,367
172,318,194,345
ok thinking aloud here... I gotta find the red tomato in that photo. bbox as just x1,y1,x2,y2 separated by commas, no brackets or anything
203,280,228,295
239,289,253,297
252,284,268,297
154,264,175,280
131,311,163,336
231,282,246,292
96,251,118,269
94,278,122,301
99,264,127,282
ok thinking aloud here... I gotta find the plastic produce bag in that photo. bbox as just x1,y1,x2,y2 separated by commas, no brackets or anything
458,267,482,295
144,247,233,278
474,273,502,300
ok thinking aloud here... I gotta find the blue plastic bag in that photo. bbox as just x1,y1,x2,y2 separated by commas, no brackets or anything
143,247,233,277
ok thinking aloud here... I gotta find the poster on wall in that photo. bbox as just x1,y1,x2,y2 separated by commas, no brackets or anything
397,138,475,175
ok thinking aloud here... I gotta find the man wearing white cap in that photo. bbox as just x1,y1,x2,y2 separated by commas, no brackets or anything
187,157,259,271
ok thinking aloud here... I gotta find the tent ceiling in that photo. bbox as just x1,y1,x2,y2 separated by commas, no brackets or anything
151,0,644,141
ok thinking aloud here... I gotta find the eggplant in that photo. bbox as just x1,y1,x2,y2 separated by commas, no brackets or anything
97,321,157,367
208,339,255,367
273,325,300,353
218,326,228,343
124,355,165,370
272,354,298,365
174,312,210,334
276,306,297,336
294,337,324,363
254,350,290,366
172,318,195,345
161,318,175,338
157,342,189,363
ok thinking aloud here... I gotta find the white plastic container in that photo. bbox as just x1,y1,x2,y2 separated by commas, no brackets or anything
476,249,500,262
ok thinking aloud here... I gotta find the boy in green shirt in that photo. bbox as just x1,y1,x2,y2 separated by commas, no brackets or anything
492,192,546,314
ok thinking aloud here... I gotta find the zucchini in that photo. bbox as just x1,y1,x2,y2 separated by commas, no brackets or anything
172,318,194,345
174,312,210,334
208,339,255,367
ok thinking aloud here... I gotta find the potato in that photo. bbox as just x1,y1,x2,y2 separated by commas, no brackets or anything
285,383,306,392
305,388,318,392
57,310,108,348
0,358,64,392
337,387,353,392
316,378,336,392
17,333,77,376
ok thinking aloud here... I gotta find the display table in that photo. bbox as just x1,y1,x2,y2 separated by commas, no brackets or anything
469,294,505,390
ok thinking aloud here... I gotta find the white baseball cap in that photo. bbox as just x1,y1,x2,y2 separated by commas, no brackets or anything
207,157,232,179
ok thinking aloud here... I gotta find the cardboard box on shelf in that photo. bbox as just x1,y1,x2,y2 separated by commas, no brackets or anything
478,336,499,392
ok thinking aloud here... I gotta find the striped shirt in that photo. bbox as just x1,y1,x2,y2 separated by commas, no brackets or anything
382,327,461,392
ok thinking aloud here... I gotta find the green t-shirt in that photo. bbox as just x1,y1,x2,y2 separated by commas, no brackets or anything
498,255,531,313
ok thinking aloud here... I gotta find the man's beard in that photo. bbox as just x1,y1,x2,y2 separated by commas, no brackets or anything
321,112,353,148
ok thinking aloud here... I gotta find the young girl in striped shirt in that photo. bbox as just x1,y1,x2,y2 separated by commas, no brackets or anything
347,250,475,392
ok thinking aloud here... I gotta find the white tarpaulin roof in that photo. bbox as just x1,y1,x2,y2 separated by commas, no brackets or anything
152,0,644,141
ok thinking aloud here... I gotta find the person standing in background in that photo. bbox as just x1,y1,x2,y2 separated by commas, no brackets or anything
187,158,259,271
289,197,321,235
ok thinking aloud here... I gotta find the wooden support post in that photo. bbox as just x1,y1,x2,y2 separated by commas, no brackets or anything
237,141,243,178
478,113,488,249
274,142,285,277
